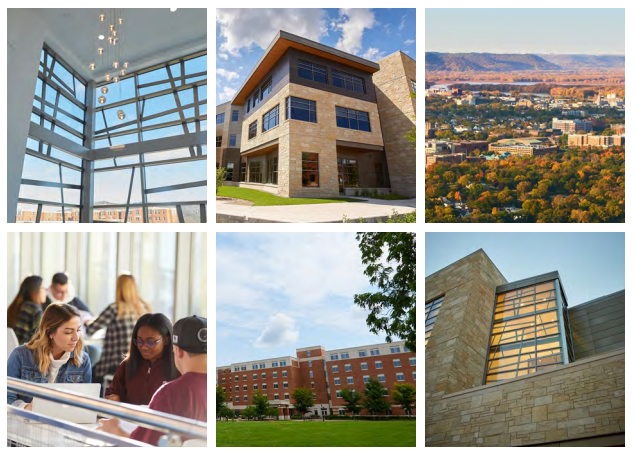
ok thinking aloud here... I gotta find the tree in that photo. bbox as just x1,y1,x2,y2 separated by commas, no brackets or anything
218,405,234,421
251,392,270,420
266,407,280,419
242,406,257,420
216,167,227,194
364,378,392,416
354,233,416,352
216,385,226,416
391,383,416,415
290,387,315,419
340,388,364,417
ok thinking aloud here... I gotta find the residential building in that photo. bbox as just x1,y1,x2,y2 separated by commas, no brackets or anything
217,341,416,419
552,118,592,134
426,250,625,447
218,30,415,198
568,134,625,149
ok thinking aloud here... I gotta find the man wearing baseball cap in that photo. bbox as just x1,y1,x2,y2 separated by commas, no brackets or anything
101,316,207,445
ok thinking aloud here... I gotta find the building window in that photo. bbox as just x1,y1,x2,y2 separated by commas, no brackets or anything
262,104,279,132
280,361,287,367
393,359,402,367
340,353,350,359
222,378,225,384
253,373,257,380
247,98,250,113
243,385,247,391
359,350,367,357
284,393,290,400
244,395,248,402
486,281,563,384
241,366,246,371
229,134,237,147
330,354,339,361
262,384,267,390
336,391,342,399
216,136,222,147
260,76,272,99
413,372,416,380
345,364,351,372
363,375,370,383
338,158,359,188
361,363,368,371
285,96,317,123
302,153,319,187
375,361,383,369
411,80,416,94
347,377,354,385
309,371,314,378
232,110,239,122
260,363,265,369
234,368,238,372
274,394,279,400
308,361,312,367
370,349,380,356
404,347,411,353
332,69,365,94
311,382,315,389
282,371,287,377
274,383,278,389
307,350,311,357
235,396,239,403
336,107,371,132
226,163,234,181
248,120,257,140
390,347,401,354
249,161,263,183
253,384,258,390
283,382,288,388
332,366,339,373
242,375,246,381
396,373,405,382
378,374,386,382
410,358,416,366
272,362,278,367
252,364,258,370
334,378,341,385
216,113,225,124
298,60,327,84
382,388,389,397
262,373,266,379
273,372,278,378
239,162,246,182
252,88,260,108
426,296,444,347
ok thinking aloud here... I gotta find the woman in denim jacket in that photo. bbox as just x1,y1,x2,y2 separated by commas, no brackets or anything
7,303,92,409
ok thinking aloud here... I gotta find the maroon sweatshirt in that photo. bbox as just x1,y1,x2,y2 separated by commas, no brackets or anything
105,356,178,405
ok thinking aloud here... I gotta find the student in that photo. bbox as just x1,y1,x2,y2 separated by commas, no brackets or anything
43,272,91,313
104,313,180,405
7,276,47,345
85,274,152,385
100,315,207,446
7,303,92,409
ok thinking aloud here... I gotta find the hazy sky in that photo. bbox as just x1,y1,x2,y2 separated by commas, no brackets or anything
426,9,625,54
425,233,625,307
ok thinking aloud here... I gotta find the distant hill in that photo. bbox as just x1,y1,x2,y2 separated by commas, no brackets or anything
536,54,625,69
426,52,625,72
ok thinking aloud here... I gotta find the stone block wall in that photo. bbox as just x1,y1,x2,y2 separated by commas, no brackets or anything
425,250,507,402
425,349,625,446
374,51,416,197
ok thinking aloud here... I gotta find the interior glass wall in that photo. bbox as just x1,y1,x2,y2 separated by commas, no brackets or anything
485,280,566,384
425,296,444,347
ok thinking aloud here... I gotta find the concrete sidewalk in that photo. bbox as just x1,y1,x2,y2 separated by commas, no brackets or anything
216,197,416,223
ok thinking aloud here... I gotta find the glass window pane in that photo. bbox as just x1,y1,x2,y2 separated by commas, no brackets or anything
144,93,177,117
110,133,139,146
63,188,81,205
138,67,169,86
145,161,207,189
58,95,85,121
16,203,39,223
115,155,140,166
19,184,62,203
142,125,185,141
61,166,81,185
145,148,192,163
52,61,74,91
40,206,64,223
96,78,136,106
22,155,60,183
94,169,132,205
50,147,82,167
184,55,206,75
104,103,137,129
146,186,207,203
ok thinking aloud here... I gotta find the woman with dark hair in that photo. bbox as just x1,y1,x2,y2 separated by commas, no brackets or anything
7,276,47,345
104,313,179,405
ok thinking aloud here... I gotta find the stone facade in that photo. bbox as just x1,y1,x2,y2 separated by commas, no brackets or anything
216,101,244,179
373,51,416,197
425,349,625,446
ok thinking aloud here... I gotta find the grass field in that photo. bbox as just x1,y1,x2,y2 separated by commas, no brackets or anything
217,186,365,206
216,420,416,447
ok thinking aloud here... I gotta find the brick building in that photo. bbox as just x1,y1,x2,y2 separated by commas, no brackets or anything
425,249,625,447
568,134,625,149
215,30,415,198
552,118,593,134
217,341,416,419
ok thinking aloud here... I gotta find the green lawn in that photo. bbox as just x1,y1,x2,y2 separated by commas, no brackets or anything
216,420,416,447
218,186,366,206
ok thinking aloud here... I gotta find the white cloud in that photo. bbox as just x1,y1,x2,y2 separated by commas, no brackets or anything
403,39,415,46
216,68,240,81
218,86,237,102
398,14,407,31
361,47,386,62
255,313,299,348
216,9,327,56
334,9,376,55
218,52,228,60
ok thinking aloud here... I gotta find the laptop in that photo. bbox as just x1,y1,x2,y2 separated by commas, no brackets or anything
31,383,101,424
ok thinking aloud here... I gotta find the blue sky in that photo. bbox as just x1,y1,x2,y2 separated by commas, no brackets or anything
426,9,625,54
425,233,625,307
216,233,398,367
216,8,417,103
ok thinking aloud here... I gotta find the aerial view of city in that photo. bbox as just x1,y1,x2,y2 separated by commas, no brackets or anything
425,9,625,223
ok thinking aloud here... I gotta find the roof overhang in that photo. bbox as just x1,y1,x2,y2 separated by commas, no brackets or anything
231,30,380,105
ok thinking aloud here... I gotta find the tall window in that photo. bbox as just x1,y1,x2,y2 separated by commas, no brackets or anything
485,281,563,384
240,162,246,182
229,134,237,147
216,136,222,147
411,80,416,94
226,163,234,181
260,76,272,99
266,157,278,184
252,88,260,108
248,120,258,140
286,97,317,123
232,110,239,122
332,69,365,94
216,113,225,124
425,296,444,347
249,161,263,183
302,153,319,187
336,107,371,132
262,105,279,132
298,60,327,84
338,158,359,188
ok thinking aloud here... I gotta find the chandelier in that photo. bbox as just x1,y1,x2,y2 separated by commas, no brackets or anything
91,8,130,104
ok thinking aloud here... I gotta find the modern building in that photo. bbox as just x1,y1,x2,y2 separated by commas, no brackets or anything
217,341,416,419
489,138,558,157
568,134,625,149
425,250,625,447
552,118,593,134
216,30,416,198
7,9,207,223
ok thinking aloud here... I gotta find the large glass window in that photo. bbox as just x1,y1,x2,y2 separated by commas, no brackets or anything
249,161,263,184
338,158,359,188
286,97,317,123
298,60,327,84
260,76,272,99
216,113,225,124
336,107,371,132
262,105,279,132
332,69,365,94
425,296,444,347
266,157,278,185
302,153,319,187
485,281,564,384
248,120,258,140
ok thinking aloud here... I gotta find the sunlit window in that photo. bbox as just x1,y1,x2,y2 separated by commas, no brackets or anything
425,296,444,347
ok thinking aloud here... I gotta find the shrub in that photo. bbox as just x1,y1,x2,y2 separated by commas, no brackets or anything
216,167,227,195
